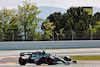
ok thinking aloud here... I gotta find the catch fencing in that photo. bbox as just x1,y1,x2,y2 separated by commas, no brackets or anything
0,31,100,41
53,31,100,41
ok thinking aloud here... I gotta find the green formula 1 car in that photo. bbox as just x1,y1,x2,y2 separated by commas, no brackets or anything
19,51,76,65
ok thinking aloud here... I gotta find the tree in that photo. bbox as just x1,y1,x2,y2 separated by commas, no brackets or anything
46,7,91,32
7,10,21,41
27,18,41,41
18,0,41,40
65,7,91,31
65,7,95,39
0,7,17,41
94,12,100,21
41,19,55,40
42,7,96,40
88,21,100,39
47,12,62,31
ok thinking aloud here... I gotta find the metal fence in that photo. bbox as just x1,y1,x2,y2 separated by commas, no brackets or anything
53,31,100,41
0,31,100,41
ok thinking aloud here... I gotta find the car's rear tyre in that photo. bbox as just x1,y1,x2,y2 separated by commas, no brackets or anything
19,57,27,65
46,57,52,65
35,61,42,65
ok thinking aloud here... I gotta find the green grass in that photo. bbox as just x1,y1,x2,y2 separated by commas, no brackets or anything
70,55,100,60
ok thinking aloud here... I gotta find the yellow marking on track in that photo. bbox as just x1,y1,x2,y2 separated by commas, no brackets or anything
0,59,2,60
6,62,16,64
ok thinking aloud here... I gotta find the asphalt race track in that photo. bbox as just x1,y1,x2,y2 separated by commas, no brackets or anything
1,48,100,67
1,57,100,67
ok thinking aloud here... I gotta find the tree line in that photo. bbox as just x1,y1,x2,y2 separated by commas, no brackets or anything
41,7,100,40
0,1,41,41
0,1,100,41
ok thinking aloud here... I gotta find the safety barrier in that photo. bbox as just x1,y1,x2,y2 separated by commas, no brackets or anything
0,40,100,50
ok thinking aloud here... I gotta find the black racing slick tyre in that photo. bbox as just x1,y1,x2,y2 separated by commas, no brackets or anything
19,57,27,65
35,61,42,65
46,57,52,65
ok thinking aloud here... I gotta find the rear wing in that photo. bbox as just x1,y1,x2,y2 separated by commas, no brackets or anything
20,52,33,56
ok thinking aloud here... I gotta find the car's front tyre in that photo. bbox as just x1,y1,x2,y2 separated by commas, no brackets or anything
64,56,71,61
19,57,27,65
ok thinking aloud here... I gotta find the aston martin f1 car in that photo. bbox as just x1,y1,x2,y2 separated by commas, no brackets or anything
19,51,76,65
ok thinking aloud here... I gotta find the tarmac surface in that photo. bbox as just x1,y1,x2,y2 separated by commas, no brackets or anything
1,48,100,67
1,48,100,57
1,58,100,67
